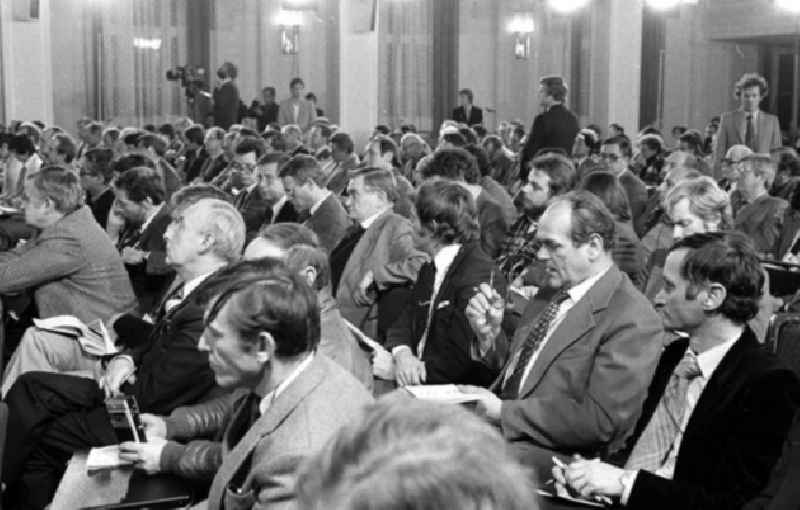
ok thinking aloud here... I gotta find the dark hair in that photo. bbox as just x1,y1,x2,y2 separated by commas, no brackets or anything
579,171,632,222
331,132,354,154
138,132,168,157
171,183,233,208
205,261,321,357
114,167,166,205
734,73,769,98
86,121,104,137
262,86,276,98
286,244,330,291
458,127,478,146
29,165,84,213
84,148,115,183
305,92,317,103
671,231,762,324
530,154,577,196
400,124,417,134
540,76,567,102
482,134,504,152
218,62,238,80
679,130,704,154
235,136,266,158
610,123,625,134
421,148,477,183
8,134,34,156
440,132,467,148
184,125,205,146
416,181,478,244
472,124,487,139
602,135,632,159
640,136,663,153
158,123,176,139
290,77,305,89
295,396,537,510
51,133,77,163
111,153,156,175
458,88,474,103
314,124,333,141
123,131,142,147
552,190,616,251
258,222,320,249
350,167,397,203
640,126,661,136
374,124,390,136
264,131,287,152
279,154,325,186
463,145,491,178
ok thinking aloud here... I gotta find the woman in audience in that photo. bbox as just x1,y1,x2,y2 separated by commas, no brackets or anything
579,171,647,289
385,181,506,387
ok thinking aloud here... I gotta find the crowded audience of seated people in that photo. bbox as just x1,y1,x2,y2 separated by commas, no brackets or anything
1,68,800,509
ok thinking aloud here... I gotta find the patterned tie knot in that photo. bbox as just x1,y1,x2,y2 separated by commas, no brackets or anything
675,349,702,381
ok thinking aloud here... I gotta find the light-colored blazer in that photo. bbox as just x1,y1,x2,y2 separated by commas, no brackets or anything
714,109,783,178
206,355,373,510
278,98,316,132
481,265,665,459
336,210,428,340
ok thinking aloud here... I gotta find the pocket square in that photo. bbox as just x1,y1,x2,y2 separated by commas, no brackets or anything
436,300,451,309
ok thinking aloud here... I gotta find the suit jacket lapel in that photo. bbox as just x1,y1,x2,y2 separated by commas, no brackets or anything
339,211,391,293
681,328,755,443
209,356,328,509
518,267,622,398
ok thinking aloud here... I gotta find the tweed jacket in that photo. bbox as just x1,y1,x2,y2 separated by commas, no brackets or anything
0,206,136,323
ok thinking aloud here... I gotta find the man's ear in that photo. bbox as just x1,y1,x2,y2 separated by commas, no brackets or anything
702,283,727,312
256,331,276,363
302,266,318,289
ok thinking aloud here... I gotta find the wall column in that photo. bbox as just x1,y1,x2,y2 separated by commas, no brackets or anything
589,0,642,133
1,0,54,124
338,0,378,149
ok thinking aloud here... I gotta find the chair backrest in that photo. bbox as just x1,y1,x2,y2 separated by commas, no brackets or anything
767,313,800,379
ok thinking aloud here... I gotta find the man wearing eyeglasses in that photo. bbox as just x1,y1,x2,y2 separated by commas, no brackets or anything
600,136,648,232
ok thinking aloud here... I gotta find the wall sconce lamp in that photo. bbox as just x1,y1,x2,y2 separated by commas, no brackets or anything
275,9,303,55
507,14,534,59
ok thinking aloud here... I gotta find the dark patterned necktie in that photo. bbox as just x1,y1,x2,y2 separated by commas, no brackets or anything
746,114,755,150
500,289,570,399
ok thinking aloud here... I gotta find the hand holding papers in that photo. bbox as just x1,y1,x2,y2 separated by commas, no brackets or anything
33,315,118,356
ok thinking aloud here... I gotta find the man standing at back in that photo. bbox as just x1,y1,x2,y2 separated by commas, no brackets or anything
520,76,579,183
278,78,316,133
452,88,483,126
714,73,782,180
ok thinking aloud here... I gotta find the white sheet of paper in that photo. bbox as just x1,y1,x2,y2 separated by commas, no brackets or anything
404,384,483,404
86,445,133,471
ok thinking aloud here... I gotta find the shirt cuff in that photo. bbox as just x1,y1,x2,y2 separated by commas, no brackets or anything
391,345,413,358
620,470,639,506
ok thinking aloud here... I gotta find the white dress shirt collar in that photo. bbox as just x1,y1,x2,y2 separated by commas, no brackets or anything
566,264,612,305
309,191,332,216
139,203,164,234
258,353,314,415
693,328,741,379
272,195,287,221
361,207,391,230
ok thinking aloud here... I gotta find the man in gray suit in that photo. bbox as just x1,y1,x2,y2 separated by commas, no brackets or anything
714,73,783,179
120,261,372,510
465,191,664,472
0,165,136,323
278,77,316,133
334,168,428,341
280,154,350,254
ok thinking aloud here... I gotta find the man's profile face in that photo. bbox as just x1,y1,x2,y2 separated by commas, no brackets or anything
670,197,714,241
22,181,51,228
519,168,551,212
654,248,706,332
113,188,148,224
164,205,203,267
200,300,266,389
535,201,592,289
740,86,762,113
572,136,588,158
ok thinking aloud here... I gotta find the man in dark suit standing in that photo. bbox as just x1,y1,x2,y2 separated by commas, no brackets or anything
465,191,663,466
452,88,483,126
280,154,350,253
554,232,800,510
714,73,783,179
520,76,579,183
212,62,240,130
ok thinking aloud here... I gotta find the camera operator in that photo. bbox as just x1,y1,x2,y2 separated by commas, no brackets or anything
213,62,240,130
